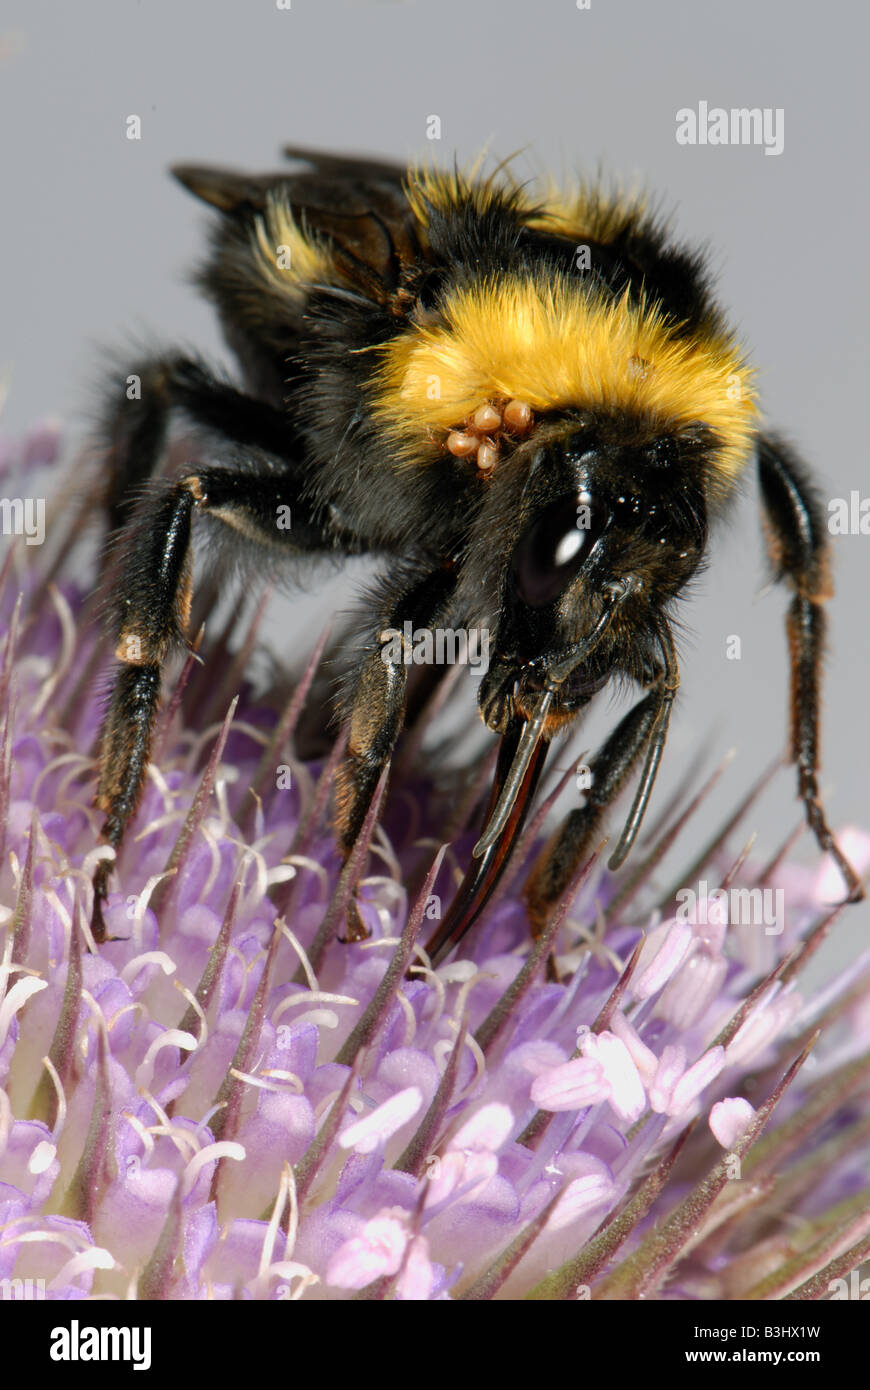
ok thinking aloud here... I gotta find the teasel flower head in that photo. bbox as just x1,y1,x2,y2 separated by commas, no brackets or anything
1,427,869,1301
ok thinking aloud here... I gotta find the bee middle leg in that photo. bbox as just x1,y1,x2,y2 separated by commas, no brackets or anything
523,668,676,936
334,566,457,942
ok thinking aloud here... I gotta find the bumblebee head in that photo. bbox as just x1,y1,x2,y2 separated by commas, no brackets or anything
457,411,716,879
478,412,716,733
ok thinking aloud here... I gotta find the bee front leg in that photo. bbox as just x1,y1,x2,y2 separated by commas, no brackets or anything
334,567,457,942
523,676,670,937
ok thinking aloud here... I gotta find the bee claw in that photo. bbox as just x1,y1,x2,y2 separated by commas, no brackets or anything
342,897,372,944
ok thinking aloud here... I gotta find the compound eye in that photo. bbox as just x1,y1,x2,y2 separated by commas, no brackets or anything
511,493,605,608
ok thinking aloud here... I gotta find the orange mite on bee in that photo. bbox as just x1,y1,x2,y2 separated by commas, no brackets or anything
446,399,534,477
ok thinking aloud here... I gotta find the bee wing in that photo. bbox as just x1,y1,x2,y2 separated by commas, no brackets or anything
281,144,410,186
172,152,426,307
171,164,279,213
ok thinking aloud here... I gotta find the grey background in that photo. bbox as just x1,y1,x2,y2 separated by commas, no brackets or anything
1,0,867,969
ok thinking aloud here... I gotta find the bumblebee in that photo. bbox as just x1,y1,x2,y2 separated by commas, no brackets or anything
91,145,863,960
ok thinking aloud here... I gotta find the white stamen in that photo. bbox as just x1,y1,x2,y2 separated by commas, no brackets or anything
48,1247,115,1290
173,978,208,1048
277,920,320,993
289,1007,340,1030
228,1067,304,1094
38,1056,67,1138
272,989,359,1023
0,977,48,1049
181,1140,246,1198
121,951,177,988
135,1029,197,1089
